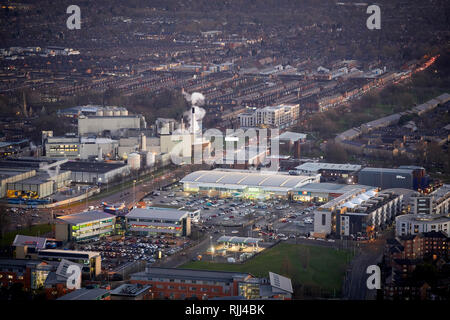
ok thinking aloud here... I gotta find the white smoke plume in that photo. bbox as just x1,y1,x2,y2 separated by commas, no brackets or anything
182,91,206,134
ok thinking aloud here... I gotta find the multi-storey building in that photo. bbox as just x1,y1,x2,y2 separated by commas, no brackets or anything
130,267,292,300
238,104,299,129
55,211,116,242
314,189,403,238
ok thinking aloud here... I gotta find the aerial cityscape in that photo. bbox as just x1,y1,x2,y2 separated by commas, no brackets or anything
0,0,449,307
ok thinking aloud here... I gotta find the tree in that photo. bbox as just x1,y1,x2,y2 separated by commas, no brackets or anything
325,141,348,163
0,205,10,240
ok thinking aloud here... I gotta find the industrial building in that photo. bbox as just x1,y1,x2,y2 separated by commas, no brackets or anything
55,210,116,242
6,170,71,199
78,112,146,136
293,162,361,183
45,135,119,160
395,213,450,237
0,168,35,198
180,169,319,200
358,166,428,190
59,161,130,184
0,158,130,186
313,188,403,238
126,207,191,237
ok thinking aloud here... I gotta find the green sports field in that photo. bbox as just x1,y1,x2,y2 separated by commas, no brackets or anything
180,242,352,296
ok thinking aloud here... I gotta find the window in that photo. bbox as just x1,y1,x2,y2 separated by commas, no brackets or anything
322,214,326,226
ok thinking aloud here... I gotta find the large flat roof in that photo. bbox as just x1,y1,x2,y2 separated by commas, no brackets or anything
181,169,315,190
57,288,109,300
127,207,189,220
12,235,48,249
132,267,251,283
359,167,414,174
38,249,100,259
294,183,371,194
60,161,128,173
295,162,361,172
57,210,115,225
0,159,127,174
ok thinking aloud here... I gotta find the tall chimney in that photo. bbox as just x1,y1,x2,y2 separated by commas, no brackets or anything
191,107,196,134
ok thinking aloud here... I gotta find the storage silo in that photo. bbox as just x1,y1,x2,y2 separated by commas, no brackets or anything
128,152,141,170
146,151,156,167
104,107,113,116
96,109,104,116
113,108,121,116
120,108,128,116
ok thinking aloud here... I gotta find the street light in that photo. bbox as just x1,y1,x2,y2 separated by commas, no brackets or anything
133,180,137,206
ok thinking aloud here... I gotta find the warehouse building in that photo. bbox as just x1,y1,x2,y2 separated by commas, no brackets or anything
78,113,146,136
395,213,450,237
0,158,130,186
126,207,191,237
294,162,361,183
0,168,35,198
358,167,428,190
180,169,319,200
45,135,119,160
6,170,71,199
59,161,130,184
55,210,116,242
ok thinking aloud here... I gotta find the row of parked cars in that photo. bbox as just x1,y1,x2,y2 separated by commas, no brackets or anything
77,236,190,269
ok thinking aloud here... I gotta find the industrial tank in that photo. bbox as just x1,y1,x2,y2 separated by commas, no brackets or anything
128,152,141,170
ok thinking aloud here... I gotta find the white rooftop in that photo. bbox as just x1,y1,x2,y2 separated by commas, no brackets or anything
181,169,316,190
295,162,361,172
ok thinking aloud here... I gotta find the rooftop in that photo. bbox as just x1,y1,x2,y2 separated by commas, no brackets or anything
294,182,371,193
57,288,110,300
127,207,189,220
132,267,252,283
109,283,151,297
12,235,48,249
295,162,361,172
274,131,307,142
56,210,115,225
181,169,315,190
60,161,128,173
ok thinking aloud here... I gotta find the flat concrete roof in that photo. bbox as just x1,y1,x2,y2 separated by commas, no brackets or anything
127,207,189,220
294,182,370,194
57,210,115,225
132,267,251,283
295,162,361,172
57,288,109,300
